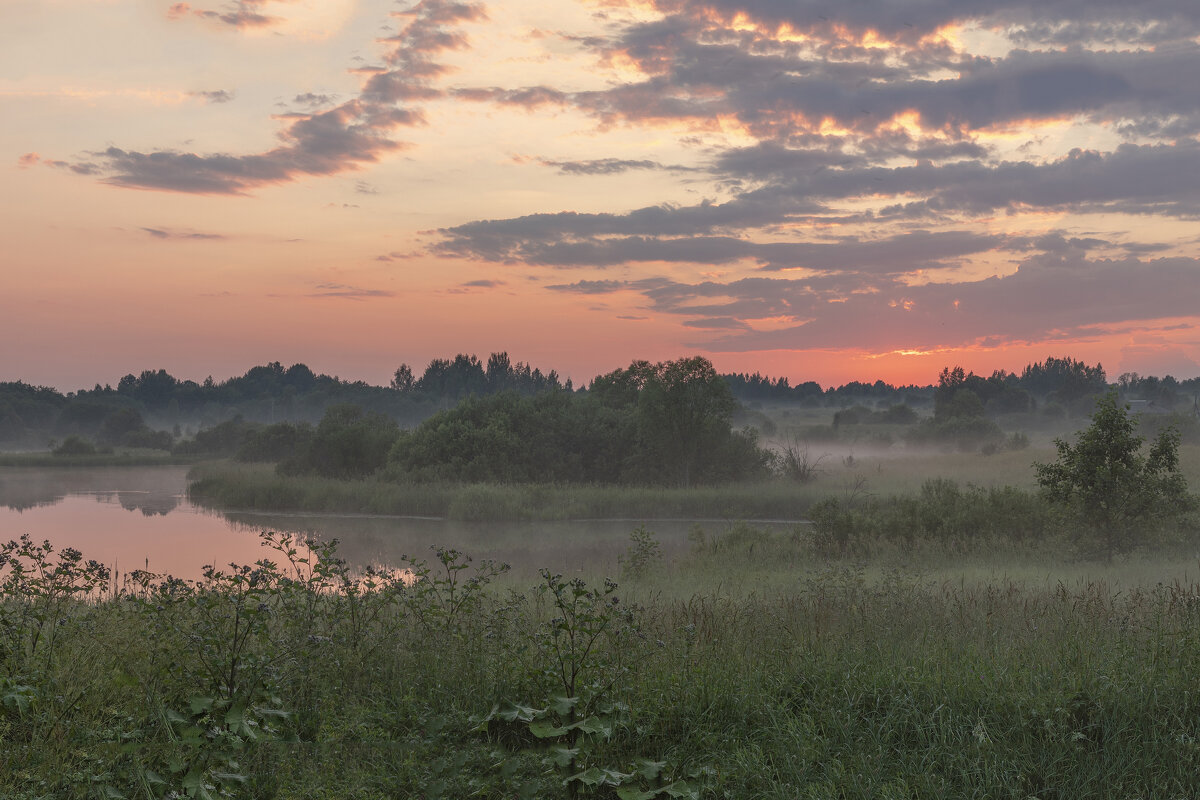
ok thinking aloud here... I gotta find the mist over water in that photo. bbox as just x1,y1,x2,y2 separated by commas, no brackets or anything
0,466,793,581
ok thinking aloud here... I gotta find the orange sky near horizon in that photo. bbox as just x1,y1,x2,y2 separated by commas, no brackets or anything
4,0,1200,392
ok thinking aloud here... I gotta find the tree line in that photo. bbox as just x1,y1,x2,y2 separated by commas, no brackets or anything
2,353,1197,453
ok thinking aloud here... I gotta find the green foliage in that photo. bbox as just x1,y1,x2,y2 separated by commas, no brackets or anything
389,357,771,487
96,407,173,449
399,546,510,634
187,462,823,521
11,530,1200,796
1021,356,1107,404
280,404,399,479
809,479,1052,556
173,416,257,457
633,356,738,488
833,404,918,427
618,527,663,580
908,414,1005,451
778,437,827,483
1035,390,1194,559
0,534,111,672
51,435,97,456
389,390,630,483
235,421,313,462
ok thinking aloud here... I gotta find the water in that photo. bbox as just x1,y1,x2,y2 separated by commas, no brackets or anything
0,466,795,581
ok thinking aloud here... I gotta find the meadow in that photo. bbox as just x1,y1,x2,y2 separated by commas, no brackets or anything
5,509,1200,798
185,442,1069,522
6,399,1200,798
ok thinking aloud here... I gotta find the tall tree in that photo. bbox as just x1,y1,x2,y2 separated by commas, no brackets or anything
637,356,737,488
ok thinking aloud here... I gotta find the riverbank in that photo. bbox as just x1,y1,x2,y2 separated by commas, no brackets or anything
186,461,827,522
0,450,194,467
184,445,1078,523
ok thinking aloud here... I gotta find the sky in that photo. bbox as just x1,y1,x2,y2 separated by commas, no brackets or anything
5,0,1200,391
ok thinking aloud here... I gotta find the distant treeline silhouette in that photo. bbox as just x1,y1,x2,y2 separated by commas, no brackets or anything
0,353,1196,451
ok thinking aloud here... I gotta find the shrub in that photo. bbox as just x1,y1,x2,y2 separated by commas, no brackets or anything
51,435,96,456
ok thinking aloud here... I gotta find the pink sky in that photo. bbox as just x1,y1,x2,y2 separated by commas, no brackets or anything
5,0,1200,391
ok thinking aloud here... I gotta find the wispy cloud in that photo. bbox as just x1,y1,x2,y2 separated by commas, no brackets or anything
189,89,235,104
69,1,486,194
308,282,396,299
168,1,281,30
139,227,226,240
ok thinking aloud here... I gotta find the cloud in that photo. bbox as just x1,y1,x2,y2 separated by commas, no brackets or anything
630,0,1200,46
554,254,1200,353
72,1,484,194
309,282,396,299
190,89,235,104
535,157,695,175
292,92,338,109
461,279,506,287
168,0,280,30
139,227,226,240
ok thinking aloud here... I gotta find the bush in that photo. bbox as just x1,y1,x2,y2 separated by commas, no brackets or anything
236,421,313,462
907,415,1004,451
809,480,1053,556
280,404,399,479
51,435,96,456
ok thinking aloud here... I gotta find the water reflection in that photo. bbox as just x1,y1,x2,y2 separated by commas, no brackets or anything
0,466,794,582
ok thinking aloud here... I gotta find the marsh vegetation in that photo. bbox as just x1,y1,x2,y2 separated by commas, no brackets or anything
6,520,1200,798
5,354,1200,796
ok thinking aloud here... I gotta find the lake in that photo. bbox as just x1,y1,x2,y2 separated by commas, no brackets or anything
0,466,797,582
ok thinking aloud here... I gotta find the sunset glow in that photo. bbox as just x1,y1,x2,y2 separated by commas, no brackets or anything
4,0,1200,390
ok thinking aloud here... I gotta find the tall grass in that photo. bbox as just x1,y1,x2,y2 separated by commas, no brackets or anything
187,462,826,521
5,527,1200,798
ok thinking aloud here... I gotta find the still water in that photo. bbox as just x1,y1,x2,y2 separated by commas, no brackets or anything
0,467,790,581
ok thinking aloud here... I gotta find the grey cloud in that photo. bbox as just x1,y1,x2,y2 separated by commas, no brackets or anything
173,1,278,30
293,92,338,108
545,279,627,294
625,255,1200,352
447,228,1003,271
309,283,396,299
640,0,1200,45
75,1,482,194
191,89,235,104
139,226,225,240
538,157,694,175
682,317,752,330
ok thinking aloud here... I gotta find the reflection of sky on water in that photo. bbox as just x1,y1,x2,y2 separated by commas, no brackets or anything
0,466,795,582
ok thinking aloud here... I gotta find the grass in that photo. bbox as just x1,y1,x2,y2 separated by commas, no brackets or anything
7,439,1200,795
186,462,829,522
5,527,1200,799
0,450,193,467
186,444,1200,522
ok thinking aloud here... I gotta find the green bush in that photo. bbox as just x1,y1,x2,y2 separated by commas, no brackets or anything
51,435,96,456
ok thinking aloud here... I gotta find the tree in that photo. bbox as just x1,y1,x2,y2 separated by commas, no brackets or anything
1035,390,1192,560
636,356,737,488
281,404,399,479
391,364,415,393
